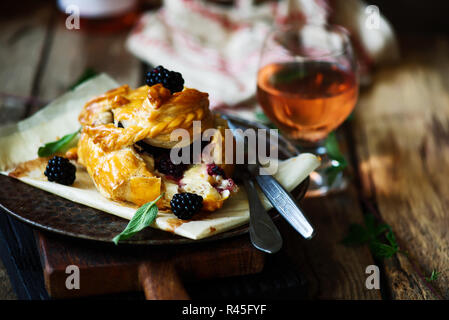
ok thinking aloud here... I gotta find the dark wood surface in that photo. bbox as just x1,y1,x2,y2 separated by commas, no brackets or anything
353,38,449,299
0,213,49,300
0,214,308,300
0,2,448,300
37,231,265,299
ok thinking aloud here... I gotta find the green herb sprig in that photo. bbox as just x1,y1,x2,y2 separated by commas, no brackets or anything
113,194,164,245
324,131,348,186
344,201,445,299
37,128,81,157
342,214,399,259
425,270,441,282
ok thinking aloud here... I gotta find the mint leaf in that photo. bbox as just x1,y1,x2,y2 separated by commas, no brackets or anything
385,229,399,250
364,214,390,238
370,240,399,259
38,128,81,157
113,194,164,245
342,214,399,260
425,270,441,282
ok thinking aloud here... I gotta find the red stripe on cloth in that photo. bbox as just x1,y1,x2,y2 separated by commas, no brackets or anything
276,11,307,26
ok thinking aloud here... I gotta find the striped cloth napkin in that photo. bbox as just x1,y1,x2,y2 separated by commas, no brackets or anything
126,0,398,111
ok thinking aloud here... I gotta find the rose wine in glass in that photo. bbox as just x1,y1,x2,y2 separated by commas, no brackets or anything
257,61,358,142
257,24,359,196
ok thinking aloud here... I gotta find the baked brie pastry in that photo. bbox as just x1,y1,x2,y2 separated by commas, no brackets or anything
75,67,237,217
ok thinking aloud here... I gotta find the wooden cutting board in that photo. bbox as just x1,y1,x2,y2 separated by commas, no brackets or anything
36,231,265,299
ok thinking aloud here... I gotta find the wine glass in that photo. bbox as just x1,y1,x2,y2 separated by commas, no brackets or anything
256,23,359,196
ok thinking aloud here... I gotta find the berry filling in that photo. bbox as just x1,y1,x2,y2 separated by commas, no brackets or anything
155,154,187,181
214,177,237,194
207,163,226,178
206,163,237,194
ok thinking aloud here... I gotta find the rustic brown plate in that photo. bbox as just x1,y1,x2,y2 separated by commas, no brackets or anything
0,174,308,245
0,115,309,245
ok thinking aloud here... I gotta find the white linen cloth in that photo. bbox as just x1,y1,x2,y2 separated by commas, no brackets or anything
127,0,399,109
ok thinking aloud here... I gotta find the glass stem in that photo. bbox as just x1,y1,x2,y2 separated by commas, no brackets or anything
298,140,347,197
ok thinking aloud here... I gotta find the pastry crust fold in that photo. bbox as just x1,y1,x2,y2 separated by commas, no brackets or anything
77,84,236,210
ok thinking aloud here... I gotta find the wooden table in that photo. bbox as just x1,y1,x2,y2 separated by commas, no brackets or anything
0,2,448,300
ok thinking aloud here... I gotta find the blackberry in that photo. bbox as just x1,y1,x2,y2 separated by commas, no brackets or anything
145,65,184,93
207,164,226,178
170,193,203,220
44,156,76,185
155,154,187,179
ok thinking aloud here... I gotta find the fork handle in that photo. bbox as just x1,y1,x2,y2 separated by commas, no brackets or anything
244,178,283,254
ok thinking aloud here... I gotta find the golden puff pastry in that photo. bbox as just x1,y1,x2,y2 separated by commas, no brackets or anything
77,131,161,206
78,83,214,149
76,84,238,210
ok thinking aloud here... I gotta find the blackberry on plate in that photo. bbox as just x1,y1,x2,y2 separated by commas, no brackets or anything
145,65,184,93
170,192,203,220
155,154,187,179
44,156,76,185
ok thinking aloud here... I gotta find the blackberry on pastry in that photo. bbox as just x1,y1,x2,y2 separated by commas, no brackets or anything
145,65,184,94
